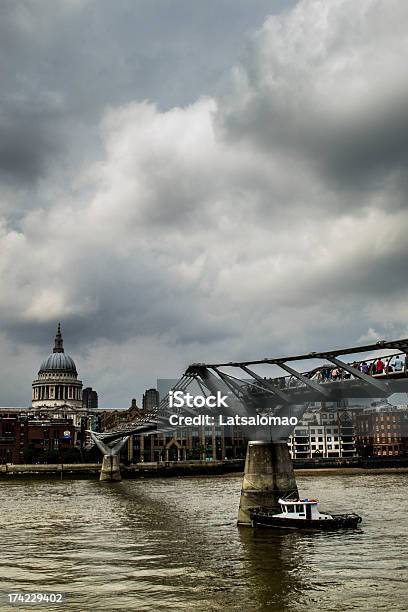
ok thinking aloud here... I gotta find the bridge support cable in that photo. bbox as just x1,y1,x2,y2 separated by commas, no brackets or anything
275,362,330,396
239,365,290,403
223,370,290,403
211,368,290,418
211,367,247,399
194,375,211,399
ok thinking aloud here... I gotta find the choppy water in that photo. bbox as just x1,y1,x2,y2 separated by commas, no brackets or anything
0,473,407,611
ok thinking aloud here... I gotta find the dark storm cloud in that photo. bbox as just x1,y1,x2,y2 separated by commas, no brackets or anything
0,0,292,187
309,88,408,191
218,0,408,201
0,100,65,184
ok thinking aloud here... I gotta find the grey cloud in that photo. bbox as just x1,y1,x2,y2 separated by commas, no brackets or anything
0,101,65,184
218,0,408,200
0,0,294,227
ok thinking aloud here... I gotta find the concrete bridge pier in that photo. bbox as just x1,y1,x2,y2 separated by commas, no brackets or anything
100,454,122,481
90,432,129,483
237,440,298,525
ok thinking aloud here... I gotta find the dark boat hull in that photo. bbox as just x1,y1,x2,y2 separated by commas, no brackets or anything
250,512,362,530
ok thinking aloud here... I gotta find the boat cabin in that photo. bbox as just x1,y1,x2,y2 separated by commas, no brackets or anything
277,498,333,521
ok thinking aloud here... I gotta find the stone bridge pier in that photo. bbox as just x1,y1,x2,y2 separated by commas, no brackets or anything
90,432,129,482
237,440,298,525
100,454,122,481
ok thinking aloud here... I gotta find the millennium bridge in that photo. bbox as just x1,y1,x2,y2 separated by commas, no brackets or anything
90,336,408,524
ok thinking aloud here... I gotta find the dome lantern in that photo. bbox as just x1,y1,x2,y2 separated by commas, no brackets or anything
53,322,64,353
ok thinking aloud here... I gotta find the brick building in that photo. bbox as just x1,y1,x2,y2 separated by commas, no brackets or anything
354,409,408,457
0,412,75,464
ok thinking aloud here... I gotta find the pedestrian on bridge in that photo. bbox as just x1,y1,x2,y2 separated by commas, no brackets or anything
360,361,369,374
375,358,384,374
394,356,404,371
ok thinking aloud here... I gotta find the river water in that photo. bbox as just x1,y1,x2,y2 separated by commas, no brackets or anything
0,473,407,611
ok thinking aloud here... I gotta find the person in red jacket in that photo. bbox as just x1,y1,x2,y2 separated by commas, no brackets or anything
375,358,384,374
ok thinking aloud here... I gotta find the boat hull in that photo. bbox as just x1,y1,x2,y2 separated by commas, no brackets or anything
249,511,362,530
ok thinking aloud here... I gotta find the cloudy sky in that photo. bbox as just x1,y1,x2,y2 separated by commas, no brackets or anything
1,0,408,407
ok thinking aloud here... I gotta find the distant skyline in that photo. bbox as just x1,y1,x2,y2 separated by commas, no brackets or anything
1,0,408,407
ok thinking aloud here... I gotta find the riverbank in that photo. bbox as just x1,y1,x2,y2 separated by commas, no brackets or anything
1,458,408,478
0,459,245,478
295,466,408,476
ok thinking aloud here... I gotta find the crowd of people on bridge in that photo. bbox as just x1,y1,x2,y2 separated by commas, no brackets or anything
312,354,405,383
277,354,406,388
258,354,406,394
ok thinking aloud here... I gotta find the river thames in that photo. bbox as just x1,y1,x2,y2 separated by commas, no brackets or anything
0,473,407,611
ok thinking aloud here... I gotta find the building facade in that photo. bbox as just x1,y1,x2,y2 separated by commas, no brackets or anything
132,424,247,463
288,409,357,459
142,388,160,411
354,408,408,457
0,410,75,464
82,387,98,409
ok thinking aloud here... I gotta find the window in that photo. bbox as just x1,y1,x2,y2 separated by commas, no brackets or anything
297,505,305,514
286,505,295,513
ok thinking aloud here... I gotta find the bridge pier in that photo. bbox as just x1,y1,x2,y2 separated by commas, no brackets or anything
237,440,298,525
89,432,129,483
100,454,122,482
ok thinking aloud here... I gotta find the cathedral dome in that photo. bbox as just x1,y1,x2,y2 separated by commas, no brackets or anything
39,352,77,374
38,323,77,375
32,323,83,409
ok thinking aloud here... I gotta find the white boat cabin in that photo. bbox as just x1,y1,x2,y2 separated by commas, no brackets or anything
276,498,333,521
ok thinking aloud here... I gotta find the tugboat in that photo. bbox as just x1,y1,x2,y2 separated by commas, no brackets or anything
250,498,362,530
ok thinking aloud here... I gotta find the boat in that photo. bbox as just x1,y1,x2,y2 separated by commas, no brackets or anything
249,498,362,530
